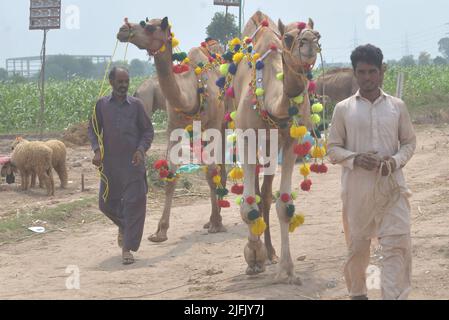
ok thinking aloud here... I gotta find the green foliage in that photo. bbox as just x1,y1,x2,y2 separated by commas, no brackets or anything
438,37,449,59
206,12,239,47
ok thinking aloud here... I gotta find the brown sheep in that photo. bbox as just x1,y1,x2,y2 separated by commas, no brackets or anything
30,140,68,189
11,137,55,196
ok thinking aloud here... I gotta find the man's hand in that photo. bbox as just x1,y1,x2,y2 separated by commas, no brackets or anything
381,157,397,176
92,150,102,167
132,150,144,166
354,152,381,171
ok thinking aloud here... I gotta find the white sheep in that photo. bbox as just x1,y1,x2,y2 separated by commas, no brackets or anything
11,137,55,196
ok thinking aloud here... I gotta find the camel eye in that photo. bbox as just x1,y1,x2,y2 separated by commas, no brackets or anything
284,34,294,48
145,24,157,33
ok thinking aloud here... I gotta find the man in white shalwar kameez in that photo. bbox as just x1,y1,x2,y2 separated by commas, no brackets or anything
328,44,416,300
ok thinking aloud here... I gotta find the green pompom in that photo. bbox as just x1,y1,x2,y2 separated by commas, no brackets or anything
312,103,324,114
276,72,284,81
220,64,230,76
230,111,237,121
311,114,321,125
293,95,304,105
255,88,265,97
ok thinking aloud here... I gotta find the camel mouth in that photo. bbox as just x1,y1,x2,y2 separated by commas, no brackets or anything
117,31,130,43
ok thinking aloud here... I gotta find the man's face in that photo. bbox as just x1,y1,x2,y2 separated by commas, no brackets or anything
354,62,383,92
110,70,130,97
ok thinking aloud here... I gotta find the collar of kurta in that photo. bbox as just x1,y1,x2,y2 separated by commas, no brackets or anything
355,89,388,104
108,95,132,105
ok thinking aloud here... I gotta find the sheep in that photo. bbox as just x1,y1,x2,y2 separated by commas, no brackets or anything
10,137,55,196
30,140,68,189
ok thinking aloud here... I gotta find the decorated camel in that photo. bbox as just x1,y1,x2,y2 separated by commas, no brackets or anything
134,39,224,118
226,12,323,281
117,17,229,242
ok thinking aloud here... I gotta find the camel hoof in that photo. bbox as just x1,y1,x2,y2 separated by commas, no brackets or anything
267,254,279,265
148,233,168,243
203,222,210,229
287,276,303,286
246,264,265,275
208,223,227,234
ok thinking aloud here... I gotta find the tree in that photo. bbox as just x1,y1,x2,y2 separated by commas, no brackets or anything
399,55,416,67
206,12,239,47
434,56,448,65
0,68,8,81
438,37,449,59
418,51,431,66
129,59,146,77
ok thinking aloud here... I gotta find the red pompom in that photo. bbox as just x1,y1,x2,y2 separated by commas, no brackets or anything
297,22,307,30
303,141,312,153
245,38,253,44
218,200,231,208
301,179,312,192
308,81,317,94
270,44,278,51
255,164,263,175
281,193,291,203
159,169,169,179
201,42,207,48
210,168,219,177
310,163,320,173
154,159,168,170
208,56,215,63
246,196,256,205
261,110,269,118
231,184,244,195
225,86,235,98
261,20,269,27
318,164,328,174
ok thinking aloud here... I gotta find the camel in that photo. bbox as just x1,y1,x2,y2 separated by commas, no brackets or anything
316,68,358,106
316,64,387,106
134,76,167,118
117,17,229,242
134,39,224,118
231,12,321,281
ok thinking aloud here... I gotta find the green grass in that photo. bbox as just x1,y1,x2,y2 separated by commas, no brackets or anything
0,197,100,245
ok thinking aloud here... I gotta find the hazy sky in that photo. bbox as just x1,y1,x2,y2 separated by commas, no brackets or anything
1,0,448,68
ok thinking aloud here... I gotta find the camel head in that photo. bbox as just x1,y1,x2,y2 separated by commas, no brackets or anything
117,17,172,55
278,18,321,70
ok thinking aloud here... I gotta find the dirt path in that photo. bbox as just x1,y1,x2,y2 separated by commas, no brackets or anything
0,125,448,300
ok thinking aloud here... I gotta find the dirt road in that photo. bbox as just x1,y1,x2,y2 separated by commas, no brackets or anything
0,125,448,300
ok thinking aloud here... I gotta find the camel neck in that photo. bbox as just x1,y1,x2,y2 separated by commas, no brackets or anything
153,49,190,112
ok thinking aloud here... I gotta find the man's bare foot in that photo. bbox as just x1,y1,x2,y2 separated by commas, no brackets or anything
122,250,135,265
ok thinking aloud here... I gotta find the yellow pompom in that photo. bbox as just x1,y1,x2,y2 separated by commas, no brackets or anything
251,217,267,237
185,124,194,132
213,175,222,185
228,121,236,130
172,38,180,48
289,214,305,233
195,67,202,75
231,38,241,46
229,168,244,180
300,164,311,177
290,126,307,139
227,133,237,143
160,45,166,53
311,146,326,159
252,53,261,61
233,52,244,64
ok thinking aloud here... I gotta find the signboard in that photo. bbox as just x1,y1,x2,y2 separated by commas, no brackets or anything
29,0,61,30
213,0,241,7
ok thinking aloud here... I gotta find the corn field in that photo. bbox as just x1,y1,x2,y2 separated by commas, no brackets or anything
0,65,448,134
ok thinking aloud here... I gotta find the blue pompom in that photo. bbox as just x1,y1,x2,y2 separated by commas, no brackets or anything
234,44,241,52
256,61,265,70
228,63,238,75
288,106,299,117
247,46,253,53
211,53,217,59
216,77,226,89
287,205,295,218
197,87,205,94
248,209,261,221
223,51,234,62
307,71,314,81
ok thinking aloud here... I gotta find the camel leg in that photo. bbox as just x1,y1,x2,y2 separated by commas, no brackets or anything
260,174,278,264
241,160,267,275
21,171,29,191
203,164,227,234
275,142,302,285
149,140,178,243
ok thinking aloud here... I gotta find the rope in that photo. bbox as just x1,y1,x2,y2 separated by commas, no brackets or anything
91,37,130,202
